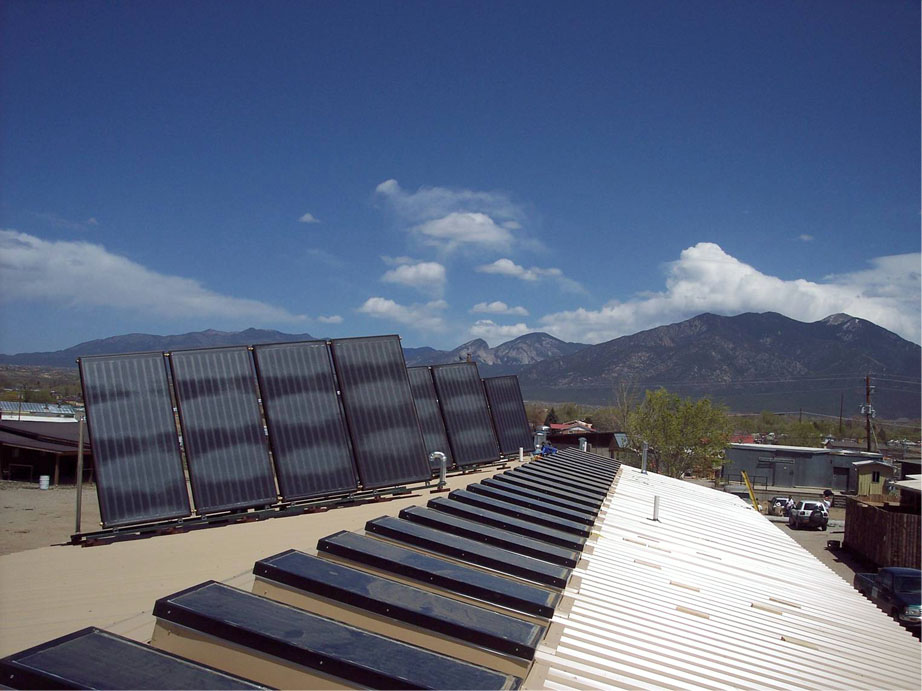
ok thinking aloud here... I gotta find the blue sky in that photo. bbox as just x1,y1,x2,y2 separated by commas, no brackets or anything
1,0,919,354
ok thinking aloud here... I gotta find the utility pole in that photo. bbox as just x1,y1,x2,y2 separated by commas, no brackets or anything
838,393,844,436
860,374,875,452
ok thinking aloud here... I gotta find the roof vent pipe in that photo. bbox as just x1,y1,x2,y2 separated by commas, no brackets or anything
653,495,661,522
641,442,649,474
534,426,549,452
579,437,588,452
429,451,447,492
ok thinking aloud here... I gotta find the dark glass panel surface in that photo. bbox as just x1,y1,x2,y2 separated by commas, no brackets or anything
253,341,357,500
170,347,277,514
431,363,499,467
330,336,430,488
79,353,190,528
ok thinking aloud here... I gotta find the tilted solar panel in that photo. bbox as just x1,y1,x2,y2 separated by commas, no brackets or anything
431,363,499,467
169,347,278,514
252,341,358,500
79,352,190,528
406,366,453,471
482,376,532,456
329,335,430,488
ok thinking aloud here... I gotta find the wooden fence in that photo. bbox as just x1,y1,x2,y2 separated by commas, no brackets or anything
843,496,921,569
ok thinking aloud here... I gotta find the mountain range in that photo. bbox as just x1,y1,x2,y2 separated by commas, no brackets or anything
2,312,918,418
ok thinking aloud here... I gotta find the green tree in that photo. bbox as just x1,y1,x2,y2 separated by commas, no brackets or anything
544,408,559,426
785,420,823,447
626,388,732,478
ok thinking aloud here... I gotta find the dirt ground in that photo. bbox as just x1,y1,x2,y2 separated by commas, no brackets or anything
0,481,102,555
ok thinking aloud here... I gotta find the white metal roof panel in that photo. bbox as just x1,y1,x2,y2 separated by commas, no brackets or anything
527,465,921,690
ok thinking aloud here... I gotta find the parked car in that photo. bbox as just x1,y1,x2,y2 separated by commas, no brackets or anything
854,567,922,628
768,496,793,516
788,501,828,530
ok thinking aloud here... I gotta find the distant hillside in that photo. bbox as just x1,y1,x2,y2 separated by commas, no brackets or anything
2,328,587,374
403,332,589,375
4,314,918,418
517,312,921,418
0,328,319,366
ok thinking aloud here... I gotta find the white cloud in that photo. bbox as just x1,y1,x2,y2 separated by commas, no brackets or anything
317,315,343,324
357,296,447,331
538,242,922,344
413,213,514,253
476,258,584,293
0,230,306,323
298,212,321,223
375,179,527,254
798,234,814,242
375,179,522,224
470,301,529,316
381,261,447,293
469,319,532,345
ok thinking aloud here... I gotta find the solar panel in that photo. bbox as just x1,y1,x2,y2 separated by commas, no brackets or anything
169,347,278,514
406,366,453,471
399,506,580,568
0,627,265,690
153,582,520,690
431,363,499,467
482,376,532,456
79,353,190,528
252,341,358,500
253,551,544,661
427,497,587,552
365,516,571,588
317,530,561,618
329,336,430,489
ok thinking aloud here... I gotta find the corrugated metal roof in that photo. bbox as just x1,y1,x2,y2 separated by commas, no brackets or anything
528,465,921,689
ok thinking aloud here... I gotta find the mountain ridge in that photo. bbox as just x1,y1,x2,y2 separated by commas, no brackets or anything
2,313,918,417
516,312,920,418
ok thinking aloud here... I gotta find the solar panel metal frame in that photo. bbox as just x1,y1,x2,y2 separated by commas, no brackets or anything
329,335,430,489
481,376,532,456
79,352,191,528
169,346,278,515
252,341,358,501
430,363,500,467
406,366,454,472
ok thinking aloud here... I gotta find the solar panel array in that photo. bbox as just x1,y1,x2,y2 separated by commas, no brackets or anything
83,335,492,529
7,424,620,689
431,363,500,467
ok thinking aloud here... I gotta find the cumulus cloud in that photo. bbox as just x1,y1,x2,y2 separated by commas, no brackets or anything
375,179,523,223
413,213,513,253
469,319,532,344
470,301,529,316
381,260,446,293
375,179,526,254
0,230,306,322
476,258,584,293
298,212,321,223
317,315,343,324
538,242,922,344
357,296,448,331
798,234,814,242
